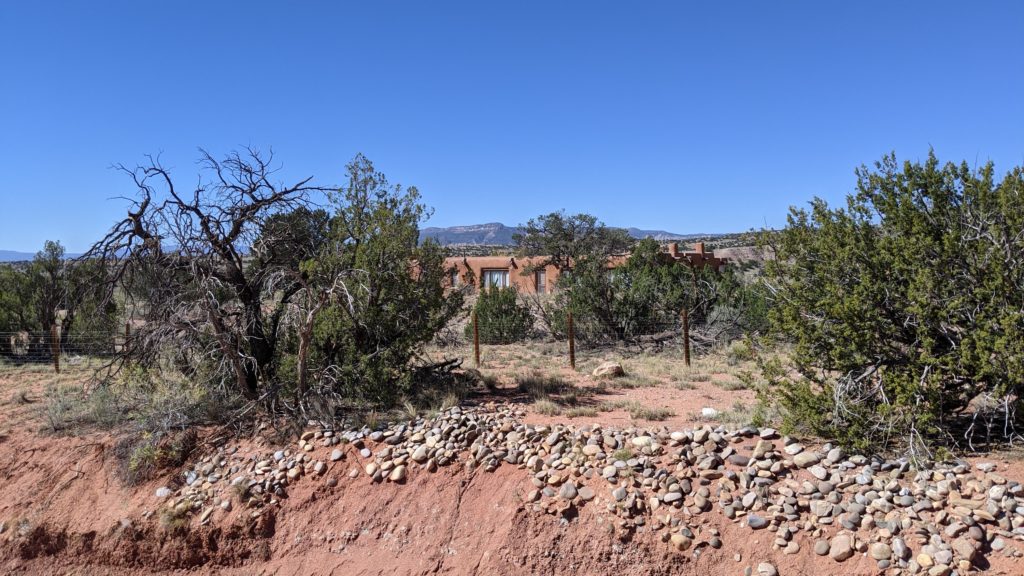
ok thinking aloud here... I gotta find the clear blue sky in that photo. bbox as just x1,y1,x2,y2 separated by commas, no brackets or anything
1,1,1022,252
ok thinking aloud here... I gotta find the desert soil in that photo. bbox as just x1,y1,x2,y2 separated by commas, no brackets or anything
1,351,1023,576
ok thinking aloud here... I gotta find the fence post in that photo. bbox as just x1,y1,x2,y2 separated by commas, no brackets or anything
682,307,691,367
472,309,480,368
51,324,61,374
568,310,576,370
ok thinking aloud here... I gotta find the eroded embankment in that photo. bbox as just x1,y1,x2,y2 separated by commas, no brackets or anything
2,403,1023,575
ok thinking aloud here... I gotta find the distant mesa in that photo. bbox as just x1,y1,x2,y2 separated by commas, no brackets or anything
418,223,707,246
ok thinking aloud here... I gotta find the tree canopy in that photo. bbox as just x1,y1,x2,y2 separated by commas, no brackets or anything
763,151,1024,454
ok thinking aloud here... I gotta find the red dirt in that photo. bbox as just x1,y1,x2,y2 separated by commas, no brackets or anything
2,367,1023,575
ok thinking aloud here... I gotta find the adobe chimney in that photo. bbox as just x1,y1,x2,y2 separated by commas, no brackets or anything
668,242,679,257
695,242,705,255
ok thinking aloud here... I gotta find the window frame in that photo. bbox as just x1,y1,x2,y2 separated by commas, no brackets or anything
535,269,547,294
481,268,510,289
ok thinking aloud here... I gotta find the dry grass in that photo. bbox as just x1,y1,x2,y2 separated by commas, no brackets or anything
612,448,634,461
597,399,675,421
533,399,562,416
714,379,749,391
714,400,756,426
565,406,598,418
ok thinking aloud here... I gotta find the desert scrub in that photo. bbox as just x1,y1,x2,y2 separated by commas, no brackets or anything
612,448,634,461
516,371,572,399
565,406,598,418
597,399,674,421
532,399,562,416
115,428,197,486
714,379,749,391
725,339,754,366
629,405,674,421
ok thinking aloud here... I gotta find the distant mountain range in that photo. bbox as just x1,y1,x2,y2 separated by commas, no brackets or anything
419,222,706,246
0,250,39,263
1,225,707,261
0,250,81,263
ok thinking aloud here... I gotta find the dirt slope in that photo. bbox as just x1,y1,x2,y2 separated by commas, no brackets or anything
0,426,843,576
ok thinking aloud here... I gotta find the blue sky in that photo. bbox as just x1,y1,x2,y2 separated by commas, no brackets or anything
1,1,1022,252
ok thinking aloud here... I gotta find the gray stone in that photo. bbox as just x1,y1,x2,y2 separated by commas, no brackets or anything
756,562,778,576
870,542,892,560
892,537,909,560
330,449,344,461
747,514,768,529
559,482,578,500
793,452,820,468
830,534,854,561
783,443,804,456
809,465,829,480
814,540,830,556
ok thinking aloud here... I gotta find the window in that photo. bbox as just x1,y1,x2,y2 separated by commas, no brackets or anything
481,268,509,289
535,269,546,294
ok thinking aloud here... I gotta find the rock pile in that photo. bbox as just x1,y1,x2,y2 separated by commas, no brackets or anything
156,403,1024,574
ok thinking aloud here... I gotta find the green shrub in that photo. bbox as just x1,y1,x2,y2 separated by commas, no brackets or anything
762,152,1024,455
466,286,533,344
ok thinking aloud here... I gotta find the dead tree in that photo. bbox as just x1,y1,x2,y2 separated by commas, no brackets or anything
85,148,330,401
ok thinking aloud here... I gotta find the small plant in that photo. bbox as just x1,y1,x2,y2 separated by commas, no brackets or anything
480,373,500,392
466,286,533,344
230,481,251,503
565,406,598,418
115,429,197,486
533,399,562,416
718,400,755,426
609,375,660,389
715,379,749,391
672,381,696,391
688,373,711,382
400,398,418,420
516,371,572,400
629,405,674,421
725,339,754,366
612,448,633,461
158,505,189,531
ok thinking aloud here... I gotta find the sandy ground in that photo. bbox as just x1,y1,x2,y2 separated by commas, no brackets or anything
1,350,1023,575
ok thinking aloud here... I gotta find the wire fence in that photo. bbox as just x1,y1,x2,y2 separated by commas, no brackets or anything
0,308,711,376
0,330,124,372
435,309,699,370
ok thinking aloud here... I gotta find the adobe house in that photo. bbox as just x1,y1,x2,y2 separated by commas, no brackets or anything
443,255,560,294
444,242,727,293
665,241,729,270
